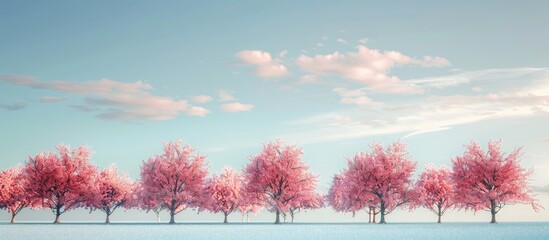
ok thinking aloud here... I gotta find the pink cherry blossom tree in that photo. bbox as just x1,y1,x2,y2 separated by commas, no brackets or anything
243,140,320,224
237,188,263,222
23,144,97,223
287,188,323,223
413,165,454,223
284,171,324,223
327,173,380,223
0,166,33,223
136,183,165,223
87,164,136,223
203,167,242,223
343,141,417,224
140,140,208,224
451,140,541,223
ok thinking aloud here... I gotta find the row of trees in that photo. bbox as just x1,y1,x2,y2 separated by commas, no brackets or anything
0,140,322,224
0,140,541,224
327,141,541,224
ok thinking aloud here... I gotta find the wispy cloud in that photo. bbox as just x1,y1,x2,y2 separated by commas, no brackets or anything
402,127,451,139
336,38,347,44
409,67,547,89
297,75,322,84
0,102,26,111
71,104,98,112
333,87,383,108
1,75,210,121
296,45,450,94
39,96,67,102
191,95,213,103
218,90,236,101
279,67,549,144
472,86,483,92
186,106,210,116
220,103,254,112
236,50,289,78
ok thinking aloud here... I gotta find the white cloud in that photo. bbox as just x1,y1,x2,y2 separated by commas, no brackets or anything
409,67,547,89
333,87,383,108
256,64,289,78
279,67,549,144
287,112,353,127
416,56,451,67
278,50,288,58
402,127,451,139
191,95,213,103
0,102,26,111
220,103,254,112
297,75,322,84
337,38,348,44
71,104,98,112
472,86,483,92
1,75,210,121
236,50,289,78
296,45,450,94
186,106,210,116
218,90,236,102
358,38,369,44
39,96,67,102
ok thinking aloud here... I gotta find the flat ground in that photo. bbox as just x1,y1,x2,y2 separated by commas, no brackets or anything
1,222,548,240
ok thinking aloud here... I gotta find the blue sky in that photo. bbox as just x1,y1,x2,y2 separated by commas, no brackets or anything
1,1,548,222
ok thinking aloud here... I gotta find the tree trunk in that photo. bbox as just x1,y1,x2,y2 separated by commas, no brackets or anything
169,211,175,224
372,209,376,223
156,213,160,223
223,213,228,223
53,205,61,224
379,201,386,224
169,199,176,224
54,214,61,224
10,214,16,224
105,208,111,224
368,207,372,223
289,209,295,223
246,213,249,222
437,204,442,223
275,209,281,224
490,199,497,224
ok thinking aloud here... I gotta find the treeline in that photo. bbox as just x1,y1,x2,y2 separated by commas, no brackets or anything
0,140,541,224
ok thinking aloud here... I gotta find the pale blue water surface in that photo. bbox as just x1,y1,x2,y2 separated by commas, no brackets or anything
1,222,548,240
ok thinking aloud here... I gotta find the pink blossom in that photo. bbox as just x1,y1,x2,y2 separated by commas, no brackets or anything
451,140,541,223
332,141,417,224
140,140,209,224
412,165,454,223
87,164,136,223
23,144,97,223
243,140,322,224
0,166,36,223
203,167,242,223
